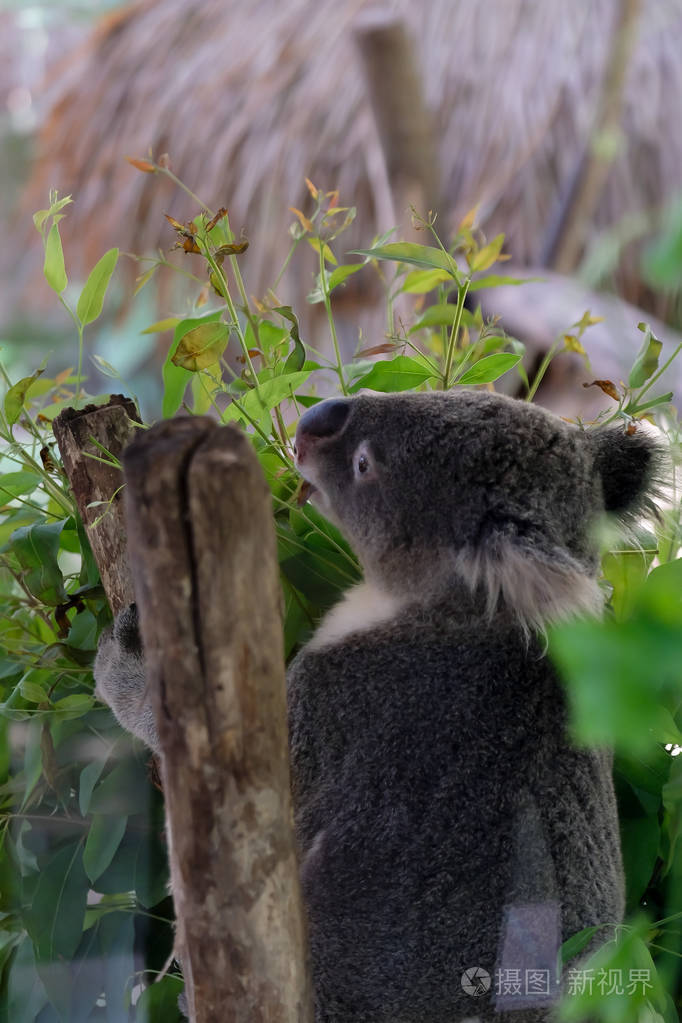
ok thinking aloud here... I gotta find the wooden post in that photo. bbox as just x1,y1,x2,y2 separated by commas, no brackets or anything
52,394,140,614
122,416,312,1023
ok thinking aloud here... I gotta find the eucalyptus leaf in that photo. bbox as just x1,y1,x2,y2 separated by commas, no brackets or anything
274,306,306,371
401,269,453,293
409,304,477,333
350,355,434,393
79,759,107,816
224,371,311,423
136,974,185,1022
0,472,41,500
468,274,542,292
629,324,663,388
350,242,458,276
7,519,67,605
23,841,89,961
4,361,48,428
76,248,119,326
99,911,136,1019
171,321,230,371
6,936,48,1021
163,312,222,416
456,353,521,386
43,223,67,294
83,813,128,883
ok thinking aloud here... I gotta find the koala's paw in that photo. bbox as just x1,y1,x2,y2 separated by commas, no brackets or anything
94,603,159,751
112,602,142,656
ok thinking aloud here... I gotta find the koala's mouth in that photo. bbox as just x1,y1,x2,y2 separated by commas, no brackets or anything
297,479,317,506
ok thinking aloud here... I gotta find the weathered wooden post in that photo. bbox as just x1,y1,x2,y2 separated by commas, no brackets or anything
54,400,313,1023
53,395,140,612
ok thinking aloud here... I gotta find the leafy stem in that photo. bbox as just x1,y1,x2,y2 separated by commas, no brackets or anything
317,245,347,395
443,279,470,389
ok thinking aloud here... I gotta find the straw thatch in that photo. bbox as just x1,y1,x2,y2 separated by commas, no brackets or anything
20,0,682,340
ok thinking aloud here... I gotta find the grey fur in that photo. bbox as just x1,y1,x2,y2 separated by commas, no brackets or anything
94,388,663,1022
94,603,159,752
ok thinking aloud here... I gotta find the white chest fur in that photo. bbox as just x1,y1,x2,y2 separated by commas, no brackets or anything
306,581,403,651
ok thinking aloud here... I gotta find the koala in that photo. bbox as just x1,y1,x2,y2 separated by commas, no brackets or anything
94,388,662,1023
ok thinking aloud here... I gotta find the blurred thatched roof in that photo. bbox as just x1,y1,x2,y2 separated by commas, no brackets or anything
20,0,682,333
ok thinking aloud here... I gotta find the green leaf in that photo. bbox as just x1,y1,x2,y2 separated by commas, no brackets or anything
136,975,185,1022
171,321,230,371
134,263,159,295
307,262,364,303
4,361,48,428
79,760,107,816
91,353,123,380
53,693,95,718
7,936,48,1021
629,323,663,388
0,471,41,500
327,262,363,289
162,313,221,416
94,812,169,908
21,718,44,810
68,923,106,1022
602,548,655,622
47,193,73,218
468,234,505,273
307,236,337,265
629,391,674,414
141,317,180,334
255,321,290,351
7,519,67,605
401,269,453,293
274,306,307,372
76,248,119,326
83,814,128,883
99,912,136,1019
467,274,542,292
620,814,660,909
280,547,350,609
223,371,311,423
23,841,89,961
33,209,50,232
409,304,477,333
19,677,49,704
560,925,602,965
550,601,682,753
349,355,434,393
43,222,68,294
350,242,458,276
456,353,521,386
88,759,153,816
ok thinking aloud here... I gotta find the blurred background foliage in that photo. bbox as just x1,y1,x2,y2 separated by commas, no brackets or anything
0,1,681,1021
2,0,682,418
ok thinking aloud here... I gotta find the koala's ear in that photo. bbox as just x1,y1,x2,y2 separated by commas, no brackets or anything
588,426,665,522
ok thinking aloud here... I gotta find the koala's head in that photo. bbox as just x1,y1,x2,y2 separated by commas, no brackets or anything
294,390,663,628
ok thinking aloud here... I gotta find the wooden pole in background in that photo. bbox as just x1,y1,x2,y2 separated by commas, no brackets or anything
354,10,440,231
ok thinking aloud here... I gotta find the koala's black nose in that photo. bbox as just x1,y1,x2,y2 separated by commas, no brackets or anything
295,398,351,466
297,399,351,440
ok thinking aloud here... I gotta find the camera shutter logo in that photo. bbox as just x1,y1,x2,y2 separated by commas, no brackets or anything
461,967,491,996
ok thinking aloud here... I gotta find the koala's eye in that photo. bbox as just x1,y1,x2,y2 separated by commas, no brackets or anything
353,444,374,480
